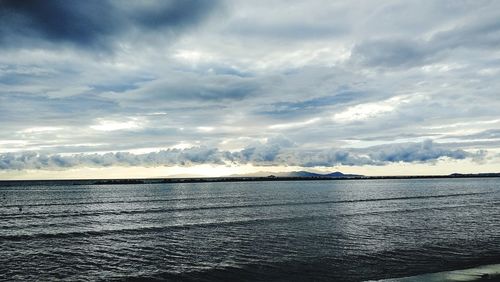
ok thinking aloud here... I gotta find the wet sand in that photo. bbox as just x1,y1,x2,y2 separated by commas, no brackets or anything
373,263,500,281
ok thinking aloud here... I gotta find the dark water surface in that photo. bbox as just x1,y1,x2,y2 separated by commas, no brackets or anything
1,178,499,281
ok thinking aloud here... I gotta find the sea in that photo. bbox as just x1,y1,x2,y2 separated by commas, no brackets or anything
1,178,499,281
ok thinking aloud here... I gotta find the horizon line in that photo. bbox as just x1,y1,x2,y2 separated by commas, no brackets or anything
1,172,499,183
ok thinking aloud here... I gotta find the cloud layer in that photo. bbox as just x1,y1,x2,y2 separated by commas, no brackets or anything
0,140,480,170
1,0,499,174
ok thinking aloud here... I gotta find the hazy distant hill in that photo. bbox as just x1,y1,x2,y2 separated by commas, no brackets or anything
231,171,363,178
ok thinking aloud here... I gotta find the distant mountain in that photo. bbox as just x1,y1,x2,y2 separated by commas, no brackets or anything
231,171,363,178
285,171,363,178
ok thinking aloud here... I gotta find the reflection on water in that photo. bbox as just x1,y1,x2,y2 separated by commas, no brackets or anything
1,178,499,281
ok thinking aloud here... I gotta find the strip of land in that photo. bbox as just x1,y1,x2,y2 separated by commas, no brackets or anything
0,173,499,186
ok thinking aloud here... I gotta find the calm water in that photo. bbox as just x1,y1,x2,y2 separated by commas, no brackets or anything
0,178,499,281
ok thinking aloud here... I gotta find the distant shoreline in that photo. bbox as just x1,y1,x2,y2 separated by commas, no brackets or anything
0,173,499,186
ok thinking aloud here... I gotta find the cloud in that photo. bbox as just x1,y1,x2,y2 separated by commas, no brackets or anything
112,71,260,108
452,129,500,140
431,14,500,50
228,21,345,40
1,1,500,176
366,140,469,163
0,139,485,170
350,6,500,68
332,95,413,123
230,135,295,164
0,0,221,50
0,147,225,170
292,149,374,167
259,89,361,118
351,38,433,68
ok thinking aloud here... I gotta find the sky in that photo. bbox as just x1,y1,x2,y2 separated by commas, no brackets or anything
1,0,500,179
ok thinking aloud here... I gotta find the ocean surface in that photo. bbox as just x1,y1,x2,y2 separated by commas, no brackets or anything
0,178,499,281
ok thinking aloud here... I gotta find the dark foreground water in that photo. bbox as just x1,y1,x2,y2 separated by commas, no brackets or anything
1,178,499,281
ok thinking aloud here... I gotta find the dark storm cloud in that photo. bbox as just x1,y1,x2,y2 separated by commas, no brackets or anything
0,0,221,49
0,0,117,47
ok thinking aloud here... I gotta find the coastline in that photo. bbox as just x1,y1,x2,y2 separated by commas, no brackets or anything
0,173,499,186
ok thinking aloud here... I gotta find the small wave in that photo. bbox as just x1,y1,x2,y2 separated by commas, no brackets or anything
1,200,497,241
0,215,319,241
0,194,247,208
0,191,494,220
